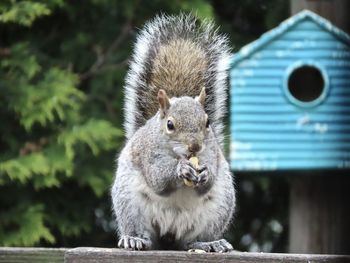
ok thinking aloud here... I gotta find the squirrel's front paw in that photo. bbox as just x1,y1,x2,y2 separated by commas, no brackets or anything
196,164,210,186
118,235,152,250
187,239,233,252
177,158,199,184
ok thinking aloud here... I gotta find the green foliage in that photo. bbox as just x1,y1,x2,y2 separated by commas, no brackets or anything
0,149,66,187
0,1,51,26
0,0,124,246
0,204,54,246
179,0,214,21
58,119,122,159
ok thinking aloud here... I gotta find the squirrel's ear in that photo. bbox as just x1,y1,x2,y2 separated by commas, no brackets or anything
157,89,170,118
197,87,206,106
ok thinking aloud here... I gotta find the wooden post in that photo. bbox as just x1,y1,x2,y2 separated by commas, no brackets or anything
291,0,350,33
289,175,350,253
289,0,350,254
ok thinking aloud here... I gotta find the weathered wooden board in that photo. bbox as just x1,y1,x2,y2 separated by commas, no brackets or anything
0,247,66,263
64,247,350,263
1,247,349,263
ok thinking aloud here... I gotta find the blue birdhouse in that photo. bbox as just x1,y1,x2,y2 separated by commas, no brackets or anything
230,10,350,171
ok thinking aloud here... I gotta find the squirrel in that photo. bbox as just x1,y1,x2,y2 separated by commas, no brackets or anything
111,14,235,252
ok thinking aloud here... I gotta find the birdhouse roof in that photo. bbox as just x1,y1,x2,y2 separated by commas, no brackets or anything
230,10,350,67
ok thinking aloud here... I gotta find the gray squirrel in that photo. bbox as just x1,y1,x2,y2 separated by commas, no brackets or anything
111,14,235,252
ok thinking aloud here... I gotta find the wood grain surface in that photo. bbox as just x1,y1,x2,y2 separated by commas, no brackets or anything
1,247,349,263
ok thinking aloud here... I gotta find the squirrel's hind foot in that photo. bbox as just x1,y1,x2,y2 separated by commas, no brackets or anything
118,235,152,250
187,239,233,253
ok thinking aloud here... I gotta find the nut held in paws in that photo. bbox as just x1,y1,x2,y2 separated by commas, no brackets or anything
183,156,199,187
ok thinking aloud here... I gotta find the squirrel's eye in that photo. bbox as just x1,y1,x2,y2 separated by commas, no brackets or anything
206,118,210,128
167,120,175,131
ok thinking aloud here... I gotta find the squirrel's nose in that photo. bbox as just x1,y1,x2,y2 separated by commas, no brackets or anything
188,143,201,153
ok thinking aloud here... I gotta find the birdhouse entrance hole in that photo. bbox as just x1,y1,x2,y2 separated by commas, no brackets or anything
288,66,324,102
284,62,328,107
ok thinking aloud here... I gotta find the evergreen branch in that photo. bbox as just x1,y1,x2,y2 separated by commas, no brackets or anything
58,119,123,159
0,2,51,26
0,204,54,246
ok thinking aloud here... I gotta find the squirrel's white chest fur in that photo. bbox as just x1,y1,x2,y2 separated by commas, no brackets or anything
131,169,223,242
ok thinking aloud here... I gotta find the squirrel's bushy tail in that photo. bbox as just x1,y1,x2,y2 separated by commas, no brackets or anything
124,14,231,146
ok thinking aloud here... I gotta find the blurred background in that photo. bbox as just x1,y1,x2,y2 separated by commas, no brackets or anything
1,0,296,252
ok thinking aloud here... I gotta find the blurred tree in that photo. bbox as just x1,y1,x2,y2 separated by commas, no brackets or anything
0,0,289,252
0,0,125,246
